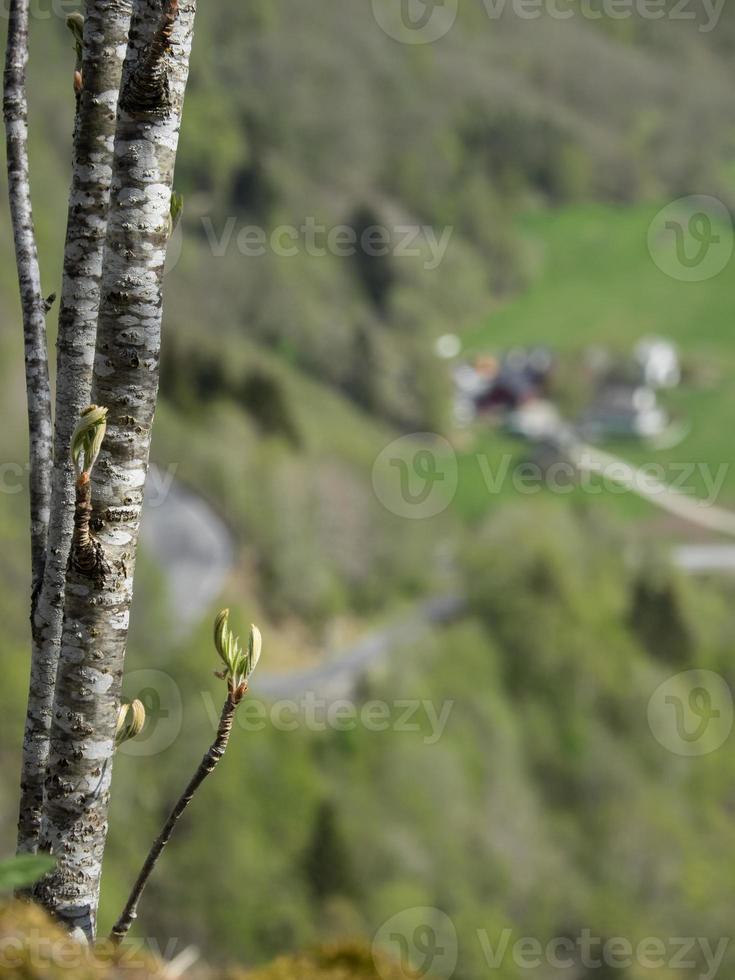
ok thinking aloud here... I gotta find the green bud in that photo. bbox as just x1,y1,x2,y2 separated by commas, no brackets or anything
248,624,262,676
66,12,84,63
227,633,240,675
212,610,263,690
213,608,230,665
70,405,108,478
115,699,146,747
169,191,184,235
66,12,84,37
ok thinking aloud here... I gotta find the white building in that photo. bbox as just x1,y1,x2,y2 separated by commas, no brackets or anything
634,337,681,390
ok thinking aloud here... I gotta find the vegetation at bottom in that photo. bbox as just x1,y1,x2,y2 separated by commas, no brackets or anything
4,504,734,976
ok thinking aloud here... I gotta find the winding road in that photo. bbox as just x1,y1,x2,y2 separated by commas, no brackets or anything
568,442,735,537
141,451,735,698
140,473,464,697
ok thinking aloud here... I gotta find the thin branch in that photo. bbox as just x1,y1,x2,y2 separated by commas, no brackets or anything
109,687,245,944
3,0,53,598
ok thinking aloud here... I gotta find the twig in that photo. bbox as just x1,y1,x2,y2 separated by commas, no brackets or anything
3,0,53,597
109,687,245,944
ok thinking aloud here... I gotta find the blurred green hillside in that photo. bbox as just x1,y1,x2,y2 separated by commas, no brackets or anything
2,1,735,976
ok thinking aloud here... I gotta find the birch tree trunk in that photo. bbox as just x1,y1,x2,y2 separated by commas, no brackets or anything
17,0,133,856
37,0,197,940
3,0,53,609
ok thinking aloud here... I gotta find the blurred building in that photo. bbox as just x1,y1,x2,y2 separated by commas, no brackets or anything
579,383,668,440
634,336,681,390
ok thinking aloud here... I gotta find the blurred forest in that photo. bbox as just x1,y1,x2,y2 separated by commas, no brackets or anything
3,0,735,976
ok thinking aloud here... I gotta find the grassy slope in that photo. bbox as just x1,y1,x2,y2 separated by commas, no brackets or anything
455,203,735,525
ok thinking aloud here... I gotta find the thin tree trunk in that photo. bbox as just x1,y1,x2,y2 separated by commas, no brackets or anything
37,0,197,940
3,0,52,596
17,0,133,857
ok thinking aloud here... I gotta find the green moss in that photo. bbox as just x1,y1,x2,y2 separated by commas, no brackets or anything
238,942,407,980
0,902,162,978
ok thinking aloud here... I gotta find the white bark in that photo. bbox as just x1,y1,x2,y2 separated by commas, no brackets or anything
38,0,198,939
3,0,52,596
17,0,133,856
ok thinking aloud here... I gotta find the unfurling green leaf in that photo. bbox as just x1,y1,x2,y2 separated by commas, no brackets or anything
71,404,108,478
248,624,262,675
214,608,230,665
115,699,146,747
169,191,184,235
212,609,263,690
66,12,84,65
0,854,56,893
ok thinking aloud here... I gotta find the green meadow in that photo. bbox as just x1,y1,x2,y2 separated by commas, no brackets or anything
454,203,735,526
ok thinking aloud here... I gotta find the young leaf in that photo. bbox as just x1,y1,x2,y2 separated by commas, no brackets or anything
0,854,56,892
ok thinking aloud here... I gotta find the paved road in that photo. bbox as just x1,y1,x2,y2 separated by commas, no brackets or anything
141,454,735,699
568,442,735,536
140,470,463,695
255,594,465,700
673,545,735,574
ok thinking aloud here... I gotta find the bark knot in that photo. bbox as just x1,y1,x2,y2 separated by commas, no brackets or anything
71,478,109,583
120,0,178,119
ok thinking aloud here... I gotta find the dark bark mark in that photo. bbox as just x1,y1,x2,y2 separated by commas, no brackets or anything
71,477,108,581
121,0,179,117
